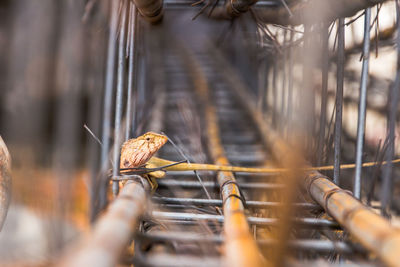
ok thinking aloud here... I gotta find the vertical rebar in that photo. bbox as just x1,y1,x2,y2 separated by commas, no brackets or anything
287,28,294,128
100,0,119,178
381,1,400,216
333,19,345,184
112,0,128,196
125,4,137,141
317,23,329,166
281,29,287,131
302,24,316,156
354,9,371,199
272,58,278,127
257,59,267,113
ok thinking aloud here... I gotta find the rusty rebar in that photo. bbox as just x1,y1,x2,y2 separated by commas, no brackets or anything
184,48,264,267
210,46,400,267
59,180,148,267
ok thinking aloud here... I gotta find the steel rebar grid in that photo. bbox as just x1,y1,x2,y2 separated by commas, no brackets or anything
208,45,400,267
59,180,148,267
185,50,264,267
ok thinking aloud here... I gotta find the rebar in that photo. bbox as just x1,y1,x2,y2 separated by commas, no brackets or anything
100,0,119,206
112,0,128,196
209,45,400,267
125,4,138,141
59,180,148,267
354,8,371,199
333,18,345,185
186,49,264,267
381,1,400,217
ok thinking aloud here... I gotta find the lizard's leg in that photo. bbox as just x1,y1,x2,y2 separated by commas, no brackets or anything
145,175,158,193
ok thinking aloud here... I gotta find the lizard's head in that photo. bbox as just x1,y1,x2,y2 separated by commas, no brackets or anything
120,132,168,169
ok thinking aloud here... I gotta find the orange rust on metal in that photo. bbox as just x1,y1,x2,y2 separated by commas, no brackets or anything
59,181,147,267
211,47,400,267
0,136,11,231
131,0,163,24
186,51,264,267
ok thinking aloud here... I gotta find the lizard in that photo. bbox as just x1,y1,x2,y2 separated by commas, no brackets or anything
119,132,169,190
119,132,400,186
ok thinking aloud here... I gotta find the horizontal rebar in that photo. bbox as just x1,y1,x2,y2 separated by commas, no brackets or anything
137,231,356,254
152,211,341,229
152,196,322,210
157,179,285,189
134,253,221,267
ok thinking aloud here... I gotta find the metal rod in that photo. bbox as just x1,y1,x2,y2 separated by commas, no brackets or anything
251,0,387,25
280,29,287,131
137,231,355,254
100,0,119,202
59,181,148,267
185,48,264,267
134,253,221,267
317,22,329,166
152,196,321,210
125,4,137,141
381,1,400,217
152,211,340,229
333,18,345,185
287,27,294,129
272,58,278,127
156,179,285,189
209,46,400,267
112,0,128,196
354,9,371,199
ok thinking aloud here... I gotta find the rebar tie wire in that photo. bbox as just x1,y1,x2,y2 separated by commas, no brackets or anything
323,187,353,217
220,179,248,209
113,174,151,193
229,0,242,16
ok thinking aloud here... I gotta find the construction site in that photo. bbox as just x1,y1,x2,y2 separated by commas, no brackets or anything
1,0,400,266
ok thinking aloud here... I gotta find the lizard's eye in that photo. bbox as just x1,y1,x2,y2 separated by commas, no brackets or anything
146,137,151,141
